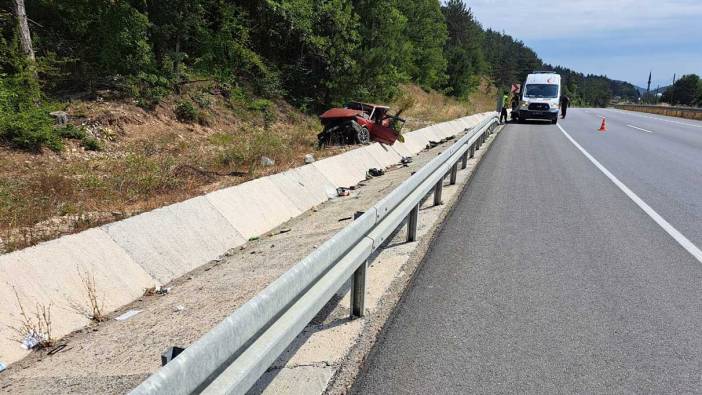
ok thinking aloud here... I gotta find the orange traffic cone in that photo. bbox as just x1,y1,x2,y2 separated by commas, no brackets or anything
598,117,607,132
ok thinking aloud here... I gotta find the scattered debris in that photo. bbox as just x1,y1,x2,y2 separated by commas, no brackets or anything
260,156,275,167
248,236,259,241
47,344,67,356
49,111,68,125
0,361,5,373
273,228,291,235
304,154,316,164
337,187,350,197
115,309,142,321
353,211,365,220
400,157,413,165
367,168,385,177
20,332,45,350
161,346,186,366
156,286,171,295
174,305,185,312
144,286,170,296
338,216,353,222
427,140,440,148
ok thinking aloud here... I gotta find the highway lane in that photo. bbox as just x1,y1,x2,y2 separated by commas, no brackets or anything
561,109,702,251
353,115,702,393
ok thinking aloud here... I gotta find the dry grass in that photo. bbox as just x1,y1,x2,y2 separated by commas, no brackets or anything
392,80,497,130
0,86,323,252
9,287,55,350
0,81,497,252
69,267,107,323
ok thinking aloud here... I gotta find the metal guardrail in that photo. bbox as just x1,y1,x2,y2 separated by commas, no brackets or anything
130,115,500,395
615,104,702,113
614,104,702,121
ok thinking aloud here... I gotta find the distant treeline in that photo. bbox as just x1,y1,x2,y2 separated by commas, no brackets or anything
661,74,702,107
1,0,640,150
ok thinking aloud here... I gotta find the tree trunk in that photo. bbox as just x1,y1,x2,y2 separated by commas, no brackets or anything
14,0,35,62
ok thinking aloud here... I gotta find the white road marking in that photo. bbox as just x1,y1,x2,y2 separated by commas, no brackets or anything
557,123,702,265
605,108,702,129
626,124,654,133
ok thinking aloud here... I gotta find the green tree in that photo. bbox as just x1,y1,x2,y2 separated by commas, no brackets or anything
351,0,412,101
441,0,485,98
398,0,447,90
662,74,701,106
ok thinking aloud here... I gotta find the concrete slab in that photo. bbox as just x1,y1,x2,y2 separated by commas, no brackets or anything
387,142,413,159
254,366,335,395
0,228,156,364
269,165,336,213
312,150,368,188
350,147,384,171
362,143,402,169
415,126,442,142
400,133,427,154
206,178,302,241
104,197,246,284
445,120,465,136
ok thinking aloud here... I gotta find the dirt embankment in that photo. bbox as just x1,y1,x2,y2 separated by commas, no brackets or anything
0,82,495,253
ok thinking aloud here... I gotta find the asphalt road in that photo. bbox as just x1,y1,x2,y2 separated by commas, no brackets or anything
352,109,702,393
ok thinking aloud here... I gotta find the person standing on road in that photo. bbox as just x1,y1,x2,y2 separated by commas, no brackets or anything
560,95,570,119
499,92,509,124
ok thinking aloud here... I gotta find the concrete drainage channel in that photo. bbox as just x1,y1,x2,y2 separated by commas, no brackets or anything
0,112,492,367
130,116,501,395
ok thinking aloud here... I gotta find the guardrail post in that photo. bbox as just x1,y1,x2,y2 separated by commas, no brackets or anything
407,204,419,242
350,261,366,318
449,163,458,185
461,151,468,169
469,144,475,158
434,179,443,206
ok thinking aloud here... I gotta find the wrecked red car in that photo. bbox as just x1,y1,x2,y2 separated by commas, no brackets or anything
318,102,405,146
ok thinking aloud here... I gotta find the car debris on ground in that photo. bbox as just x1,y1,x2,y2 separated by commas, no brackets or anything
367,168,385,177
304,154,315,164
260,156,275,167
114,309,142,321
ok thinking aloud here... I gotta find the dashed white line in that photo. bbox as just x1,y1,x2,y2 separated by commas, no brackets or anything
557,123,702,265
626,124,654,133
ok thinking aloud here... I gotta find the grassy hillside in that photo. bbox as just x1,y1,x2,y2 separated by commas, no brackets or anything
0,83,494,252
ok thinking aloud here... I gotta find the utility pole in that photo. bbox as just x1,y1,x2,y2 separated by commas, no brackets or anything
646,71,652,103
14,0,35,62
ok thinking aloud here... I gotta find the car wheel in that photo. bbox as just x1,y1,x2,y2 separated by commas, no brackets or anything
551,118,558,125
353,122,370,144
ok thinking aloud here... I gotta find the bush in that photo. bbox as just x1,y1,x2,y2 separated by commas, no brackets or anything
58,124,87,139
175,100,198,122
0,107,63,152
215,127,282,175
80,136,103,151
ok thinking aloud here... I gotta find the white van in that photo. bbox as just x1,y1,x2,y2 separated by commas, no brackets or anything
516,71,561,124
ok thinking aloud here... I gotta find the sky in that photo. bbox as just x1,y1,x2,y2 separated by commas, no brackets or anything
467,0,702,88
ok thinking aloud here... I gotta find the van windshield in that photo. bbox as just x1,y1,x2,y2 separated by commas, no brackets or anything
524,84,559,98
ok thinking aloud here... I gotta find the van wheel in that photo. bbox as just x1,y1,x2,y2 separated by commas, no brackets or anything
551,118,558,125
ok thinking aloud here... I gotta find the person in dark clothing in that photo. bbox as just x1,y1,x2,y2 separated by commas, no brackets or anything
559,95,570,119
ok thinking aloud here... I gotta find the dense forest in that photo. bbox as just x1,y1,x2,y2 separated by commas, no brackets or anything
1,0,640,152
